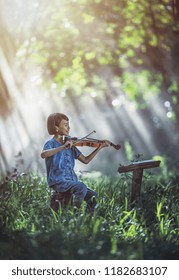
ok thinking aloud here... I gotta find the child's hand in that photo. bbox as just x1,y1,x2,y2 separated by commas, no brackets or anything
64,140,74,149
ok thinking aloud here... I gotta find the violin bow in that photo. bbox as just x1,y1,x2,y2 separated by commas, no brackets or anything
81,130,96,140
73,130,96,144
64,130,96,145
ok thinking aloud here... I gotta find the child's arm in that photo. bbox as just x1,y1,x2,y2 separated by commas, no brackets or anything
41,140,73,158
77,141,110,164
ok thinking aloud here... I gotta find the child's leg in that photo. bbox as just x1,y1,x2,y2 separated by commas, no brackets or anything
50,181,87,209
51,181,98,210
84,188,98,211
71,181,88,208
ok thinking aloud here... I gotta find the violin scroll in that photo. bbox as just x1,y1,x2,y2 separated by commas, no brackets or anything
110,143,121,150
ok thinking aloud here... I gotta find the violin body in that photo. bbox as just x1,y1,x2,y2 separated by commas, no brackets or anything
64,136,121,150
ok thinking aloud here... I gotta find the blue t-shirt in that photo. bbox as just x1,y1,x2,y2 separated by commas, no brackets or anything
43,137,82,187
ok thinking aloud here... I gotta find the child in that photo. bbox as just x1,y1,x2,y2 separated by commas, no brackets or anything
41,113,110,212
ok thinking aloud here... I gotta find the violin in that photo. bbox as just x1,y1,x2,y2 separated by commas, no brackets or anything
64,131,121,150
71,137,121,150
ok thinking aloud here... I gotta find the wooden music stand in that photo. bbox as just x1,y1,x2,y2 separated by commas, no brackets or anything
118,160,161,202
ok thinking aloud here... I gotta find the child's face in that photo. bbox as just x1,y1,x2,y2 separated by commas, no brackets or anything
57,119,70,136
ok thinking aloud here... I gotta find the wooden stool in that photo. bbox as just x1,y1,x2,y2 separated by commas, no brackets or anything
50,189,73,212
118,160,161,202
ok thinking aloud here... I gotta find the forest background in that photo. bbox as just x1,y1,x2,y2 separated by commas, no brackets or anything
0,0,179,261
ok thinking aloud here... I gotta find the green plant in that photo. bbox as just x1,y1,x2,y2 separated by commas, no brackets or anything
0,171,178,260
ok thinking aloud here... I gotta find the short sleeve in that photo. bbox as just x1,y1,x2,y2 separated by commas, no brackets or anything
43,141,53,150
72,146,82,159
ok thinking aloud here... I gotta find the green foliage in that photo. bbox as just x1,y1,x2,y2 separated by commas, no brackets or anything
0,171,179,260
7,0,178,113
124,140,134,161
120,70,163,107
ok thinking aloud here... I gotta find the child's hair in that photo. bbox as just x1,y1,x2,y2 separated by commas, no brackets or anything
47,113,69,135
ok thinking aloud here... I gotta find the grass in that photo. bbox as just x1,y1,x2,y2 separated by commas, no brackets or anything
0,170,179,260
